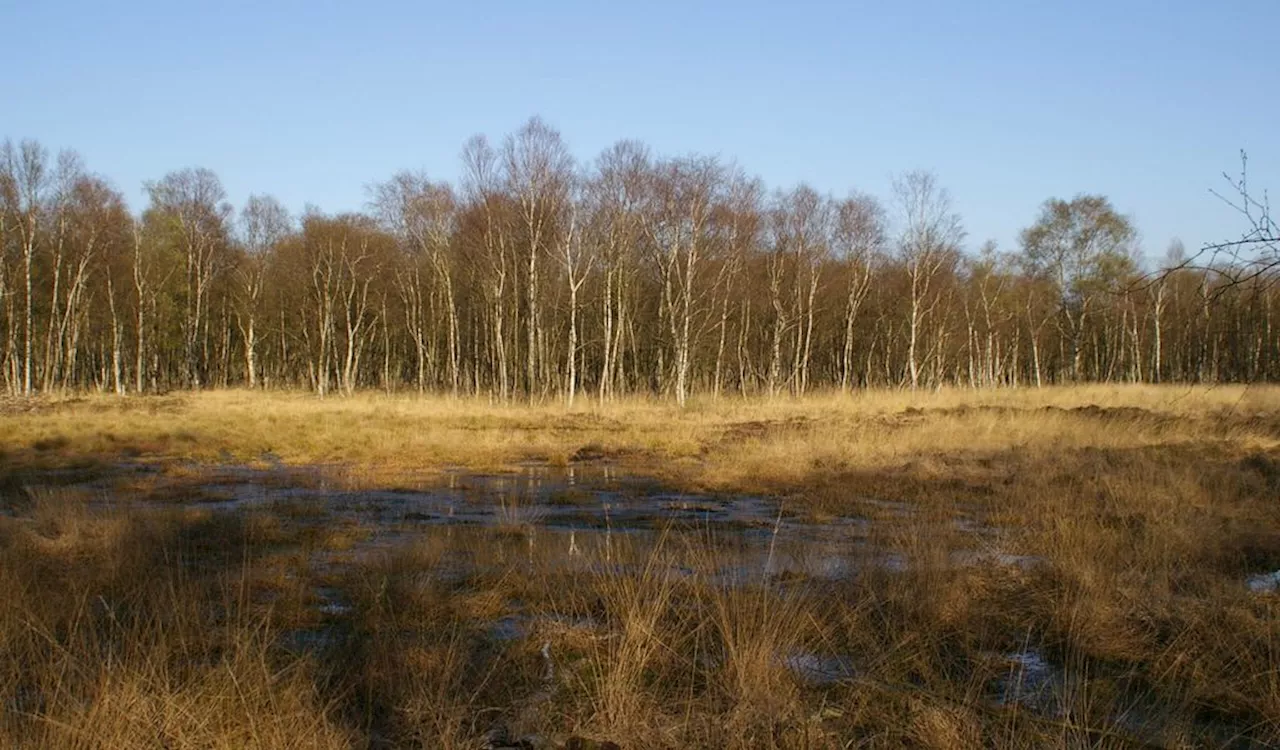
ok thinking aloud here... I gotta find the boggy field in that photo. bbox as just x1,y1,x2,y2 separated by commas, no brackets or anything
2,386,1280,749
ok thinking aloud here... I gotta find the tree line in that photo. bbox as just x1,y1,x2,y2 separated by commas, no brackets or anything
1,119,1275,403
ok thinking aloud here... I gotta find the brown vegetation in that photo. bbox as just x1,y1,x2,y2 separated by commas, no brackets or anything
1,386,1279,748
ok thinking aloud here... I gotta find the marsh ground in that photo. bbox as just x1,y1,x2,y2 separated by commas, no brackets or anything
2,386,1279,748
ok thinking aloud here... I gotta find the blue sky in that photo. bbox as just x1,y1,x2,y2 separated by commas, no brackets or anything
3,0,1276,263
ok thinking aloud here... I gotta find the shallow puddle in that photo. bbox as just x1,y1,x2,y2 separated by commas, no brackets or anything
783,652,857,686
50,461,1047,605
12,460,1267,748
81,462,1011,563
994,648,1060,711
1246,569,1280,593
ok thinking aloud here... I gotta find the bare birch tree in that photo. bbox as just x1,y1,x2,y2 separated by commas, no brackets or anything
834,193,885,390
237,195,291,389
893,171,964,390
373,172,460,394
641,156,723,407
1,140,50,395
503,117,573,400
586,141,649,402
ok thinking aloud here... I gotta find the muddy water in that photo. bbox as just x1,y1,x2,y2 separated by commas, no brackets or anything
65,461,1015,649
82,461,1026,583
60,461,1050,634
108,465,1036,666
39,462,1260,747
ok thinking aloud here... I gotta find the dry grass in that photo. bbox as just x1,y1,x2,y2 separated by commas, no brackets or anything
0,491,352,749
1,385,1279,748
3,384,1279,484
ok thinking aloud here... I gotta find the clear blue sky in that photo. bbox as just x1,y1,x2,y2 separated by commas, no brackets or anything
4,0,1276,264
